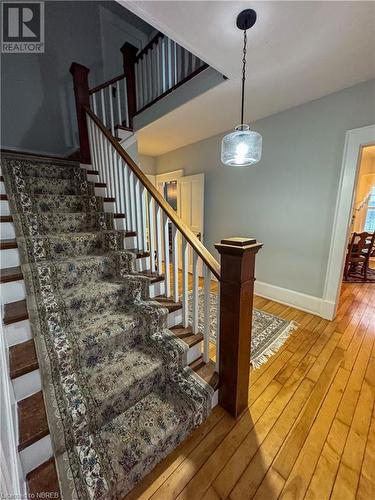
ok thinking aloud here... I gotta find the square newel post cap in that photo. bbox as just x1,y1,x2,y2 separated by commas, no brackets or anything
69,62,90,78
215,237,263,255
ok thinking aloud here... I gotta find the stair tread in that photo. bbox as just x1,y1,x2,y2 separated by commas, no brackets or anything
0,238,17,249
189,356,219,390
155,295,182,313
0,265,23,283
170,324,203,347
128,248,150,259
86,169,99,175
139,270,165,284
27,458,60,498
18,391,49,451
0,193,7,200
10,339,38,379
0,215,13,222
3,299,28,325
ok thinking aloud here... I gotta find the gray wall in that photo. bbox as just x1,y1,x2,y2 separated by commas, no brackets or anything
156,80,375,298
1,1,150,156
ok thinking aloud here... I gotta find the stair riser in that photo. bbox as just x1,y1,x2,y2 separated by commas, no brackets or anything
167,309,183,328
1,222,15,239
13,369,42,402
20,434,53,476
0,181,5,195
4,320,32,347
0,280,26,304
1,199,10,216
1,248,20,268
149,280,165,298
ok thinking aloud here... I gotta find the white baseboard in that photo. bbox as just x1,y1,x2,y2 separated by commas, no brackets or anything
254,280,335,320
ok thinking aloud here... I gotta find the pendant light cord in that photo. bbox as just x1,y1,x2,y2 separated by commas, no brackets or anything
240,29,247,126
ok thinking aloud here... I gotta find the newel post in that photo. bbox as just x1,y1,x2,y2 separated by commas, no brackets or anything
121,42,138,128
69,62,91,165
214,237,263,418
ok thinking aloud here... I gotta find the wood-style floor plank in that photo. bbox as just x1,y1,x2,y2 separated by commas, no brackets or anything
124,281,375,500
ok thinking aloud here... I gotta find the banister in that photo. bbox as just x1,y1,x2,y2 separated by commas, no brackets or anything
85,105,221,280
135,31,165,62
89,73,126,95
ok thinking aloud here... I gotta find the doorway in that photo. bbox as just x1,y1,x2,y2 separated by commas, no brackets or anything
322,124,375,319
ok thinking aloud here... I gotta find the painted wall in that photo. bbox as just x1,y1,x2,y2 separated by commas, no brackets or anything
138,154,156,174
1,1,151,156
156,80,375,299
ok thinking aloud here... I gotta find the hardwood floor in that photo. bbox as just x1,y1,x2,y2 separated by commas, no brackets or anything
126,280,375,500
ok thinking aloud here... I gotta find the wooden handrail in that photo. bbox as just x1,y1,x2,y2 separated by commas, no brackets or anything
136,31,164,62
89,73,126,95
85,106,221,279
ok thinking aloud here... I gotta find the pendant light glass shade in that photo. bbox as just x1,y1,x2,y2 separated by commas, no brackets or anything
221,124,262,167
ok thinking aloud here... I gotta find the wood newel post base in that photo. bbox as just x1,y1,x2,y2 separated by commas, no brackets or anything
215,237,263,418
121,42,138,128
70,62,91,165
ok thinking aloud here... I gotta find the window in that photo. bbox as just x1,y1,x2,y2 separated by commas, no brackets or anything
364,186,375,232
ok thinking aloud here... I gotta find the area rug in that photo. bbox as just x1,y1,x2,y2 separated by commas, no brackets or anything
342,265,375,283
189,290,298,368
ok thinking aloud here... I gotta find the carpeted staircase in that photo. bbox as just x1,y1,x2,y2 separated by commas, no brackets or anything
2,154,213,498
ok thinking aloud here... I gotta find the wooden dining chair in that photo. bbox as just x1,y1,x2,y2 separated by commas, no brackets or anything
344,231,375,281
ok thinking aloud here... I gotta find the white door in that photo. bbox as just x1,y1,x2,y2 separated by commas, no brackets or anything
178,174,204,275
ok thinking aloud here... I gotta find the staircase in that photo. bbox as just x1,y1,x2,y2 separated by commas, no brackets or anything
1,151,219,497
1,29,262,499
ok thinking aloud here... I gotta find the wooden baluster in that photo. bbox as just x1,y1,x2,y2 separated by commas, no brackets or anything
92,92,98,115
69,62,91,165
134,62,140,111
117,158,125,218
156,204,163,276
100,88,106,127
215,237,263,417
182,237,189,327
172,225,179,302
135,179,143,251
114,154,121,214
108,86,115,136
192,251,199,333
98,131,105,181
163,214,170,297
161,37,167,93
129,171,137,233
148,196,156,273
143,56,148,106
156,41,161,98
123,163,131,230
142,187,148,251
167,38,172,90
203,265,211,363
123,77,129,128
120,42,137,128
116,80,122,127
147,53,153,103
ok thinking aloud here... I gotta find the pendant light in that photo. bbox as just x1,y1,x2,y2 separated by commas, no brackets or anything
221,9,262,167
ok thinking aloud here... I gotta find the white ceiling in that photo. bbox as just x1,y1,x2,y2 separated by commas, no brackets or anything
119,1,375,156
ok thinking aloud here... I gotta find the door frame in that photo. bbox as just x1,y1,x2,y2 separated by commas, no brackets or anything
322,124,375,320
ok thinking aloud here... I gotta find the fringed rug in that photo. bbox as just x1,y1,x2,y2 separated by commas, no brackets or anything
189,290,298,369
